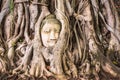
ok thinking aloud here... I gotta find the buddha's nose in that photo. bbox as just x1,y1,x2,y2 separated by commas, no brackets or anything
50,31,56,40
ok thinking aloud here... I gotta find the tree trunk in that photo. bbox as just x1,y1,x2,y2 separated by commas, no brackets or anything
0,0,120,80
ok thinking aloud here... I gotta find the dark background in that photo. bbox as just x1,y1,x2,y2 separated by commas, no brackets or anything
114,0,120,16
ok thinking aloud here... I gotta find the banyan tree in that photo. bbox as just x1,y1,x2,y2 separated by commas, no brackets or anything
0,0,120,80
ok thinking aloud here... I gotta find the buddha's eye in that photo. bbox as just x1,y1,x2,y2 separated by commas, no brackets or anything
54,29,60,33
44,30,50,34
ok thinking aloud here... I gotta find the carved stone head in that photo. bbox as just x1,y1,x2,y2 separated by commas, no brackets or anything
40,14,61,48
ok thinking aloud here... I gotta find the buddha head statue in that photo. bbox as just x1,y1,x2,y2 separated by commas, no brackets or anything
40,14,61,48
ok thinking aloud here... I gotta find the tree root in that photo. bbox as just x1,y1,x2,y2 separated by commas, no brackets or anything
13,42,33,73
100,53,120,78
29,57,53,77
0,55,8,72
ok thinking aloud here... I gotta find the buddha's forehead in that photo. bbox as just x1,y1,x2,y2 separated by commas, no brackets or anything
41,22,61,30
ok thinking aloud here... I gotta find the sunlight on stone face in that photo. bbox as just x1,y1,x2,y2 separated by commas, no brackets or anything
41,22,61,48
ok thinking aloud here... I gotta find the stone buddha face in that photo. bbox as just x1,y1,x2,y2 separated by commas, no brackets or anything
41,15,61,48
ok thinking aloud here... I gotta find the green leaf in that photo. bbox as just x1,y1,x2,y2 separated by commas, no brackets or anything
113,61,118,65
10,0,14,14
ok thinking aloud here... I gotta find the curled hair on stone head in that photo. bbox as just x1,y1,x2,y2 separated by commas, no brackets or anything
40,14,61,29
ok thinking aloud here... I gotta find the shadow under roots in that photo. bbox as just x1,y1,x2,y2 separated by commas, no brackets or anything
0,72,120,80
